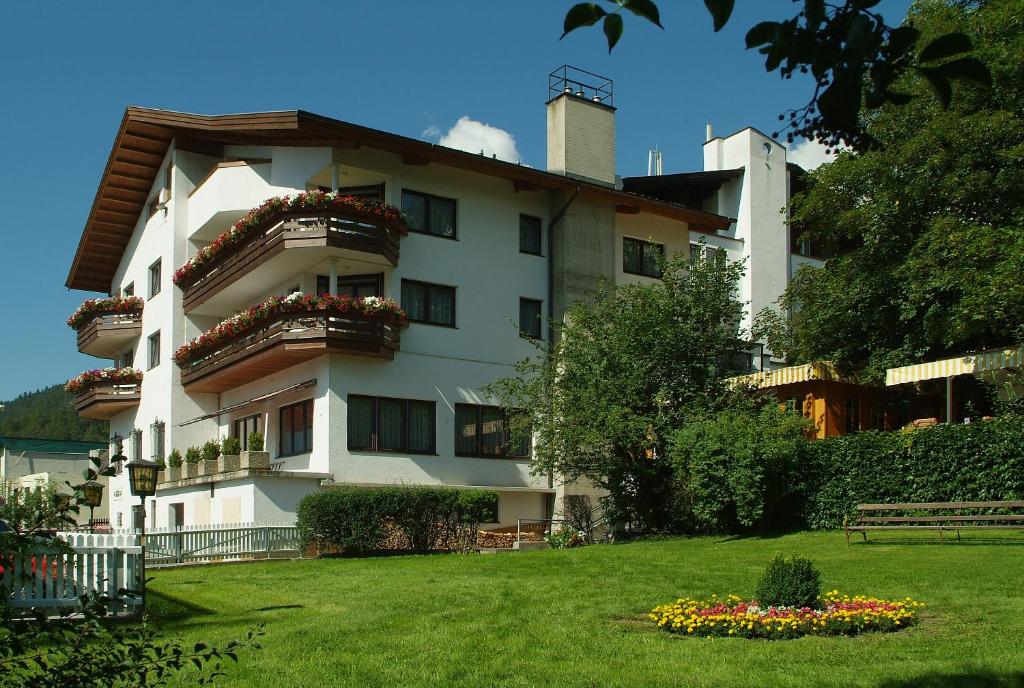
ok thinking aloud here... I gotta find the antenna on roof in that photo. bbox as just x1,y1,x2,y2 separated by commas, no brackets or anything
647,147,663,176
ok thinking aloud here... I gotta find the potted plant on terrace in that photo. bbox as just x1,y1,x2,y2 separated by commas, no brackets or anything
199,440,220,476
219,436,241,472
154,456,167,483
184,446,202,479
241,431,269,470
166,449,183,482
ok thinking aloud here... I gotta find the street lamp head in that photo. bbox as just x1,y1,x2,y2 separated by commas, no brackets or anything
127,460,160,498
82,480,104,508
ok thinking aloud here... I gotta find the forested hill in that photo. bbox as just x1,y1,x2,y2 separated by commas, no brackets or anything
0,384,108,442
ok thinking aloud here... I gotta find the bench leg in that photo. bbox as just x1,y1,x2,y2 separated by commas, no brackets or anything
861,531,867,543
939,529,944,544
957,529,961,542
845,527,850,546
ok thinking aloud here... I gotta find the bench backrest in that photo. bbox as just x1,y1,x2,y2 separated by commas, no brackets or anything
856,501,1024,511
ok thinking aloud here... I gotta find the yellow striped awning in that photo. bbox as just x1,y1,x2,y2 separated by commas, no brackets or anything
727,361,849,390
885,346,1024,386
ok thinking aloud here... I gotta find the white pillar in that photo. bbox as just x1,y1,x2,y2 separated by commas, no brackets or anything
946,376,954,424
330,165,339,191
329,260,339,296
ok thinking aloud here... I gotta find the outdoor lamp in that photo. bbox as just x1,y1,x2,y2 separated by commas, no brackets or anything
82,480,104,508
127,459,160,498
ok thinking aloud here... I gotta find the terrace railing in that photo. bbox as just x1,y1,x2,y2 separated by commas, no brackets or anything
80,523,303,564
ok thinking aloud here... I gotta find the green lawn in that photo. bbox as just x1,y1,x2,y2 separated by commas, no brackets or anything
149,532,1024,687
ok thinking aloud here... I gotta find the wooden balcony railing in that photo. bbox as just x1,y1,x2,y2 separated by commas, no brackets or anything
76,310,143,359
178,310,405,393
179,208,403,312
75,382,142,420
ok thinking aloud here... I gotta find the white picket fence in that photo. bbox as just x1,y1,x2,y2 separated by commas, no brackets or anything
63,522,302,565
2,542,143,617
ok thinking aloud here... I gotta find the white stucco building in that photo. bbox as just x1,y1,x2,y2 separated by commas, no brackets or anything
64,68,819,530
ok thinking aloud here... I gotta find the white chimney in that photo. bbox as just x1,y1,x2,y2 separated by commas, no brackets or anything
706,123,714,142
546,67,616,186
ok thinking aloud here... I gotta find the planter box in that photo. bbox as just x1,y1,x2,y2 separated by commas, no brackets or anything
218,454,241,472
240,450,270,470
157,469,166,484
166,465,181,482
184,462,200,479
199,459,219,476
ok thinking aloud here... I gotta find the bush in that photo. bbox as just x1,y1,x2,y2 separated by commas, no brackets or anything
247,431,264,452
167,448,183,467
805,416,1024,529
201,440,221,462
755,555,822,609
297,486,499,554
221,436,241,455
184,446,201,464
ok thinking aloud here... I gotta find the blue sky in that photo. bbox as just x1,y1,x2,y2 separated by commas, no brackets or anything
0,0,911,401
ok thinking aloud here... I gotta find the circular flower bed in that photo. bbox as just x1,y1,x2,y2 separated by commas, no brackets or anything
173,191,406,286
66,296,144,329
174,292,407,365
650,591,921,639
65,368,143,394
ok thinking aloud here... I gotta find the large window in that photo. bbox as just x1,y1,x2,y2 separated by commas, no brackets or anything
147,331,160,370
519,214,542,255
454,404,530,458
347,396,435,454
401,189,457,239
315,273,382,298
148,259,161,299
233,414,262,450
623,237,664,278
844,398,861,434
401,279,456,327
519,298,542,339
279,399,314,456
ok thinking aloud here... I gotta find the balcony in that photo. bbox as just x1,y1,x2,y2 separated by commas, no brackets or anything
178,204,405,316
74,381,142,420
75,310,143,359
177,307,406,393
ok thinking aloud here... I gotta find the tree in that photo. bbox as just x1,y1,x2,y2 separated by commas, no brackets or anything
560,0,991,151
487,250,745,531
0,384,108,443
756,0,1024,381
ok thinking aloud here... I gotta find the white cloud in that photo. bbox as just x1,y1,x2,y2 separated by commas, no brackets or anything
435,116,523,163
421,125,441,140
786,138,846,170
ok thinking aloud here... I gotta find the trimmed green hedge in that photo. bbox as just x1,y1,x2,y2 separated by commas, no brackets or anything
805,416,1024,529
296,486,499,554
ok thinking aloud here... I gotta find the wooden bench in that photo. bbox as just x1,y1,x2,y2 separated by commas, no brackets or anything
844,501,1024,544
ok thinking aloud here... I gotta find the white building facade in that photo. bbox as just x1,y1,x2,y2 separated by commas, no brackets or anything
65,70,814,530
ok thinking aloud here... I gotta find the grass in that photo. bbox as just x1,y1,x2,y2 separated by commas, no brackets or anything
149,531,1024,687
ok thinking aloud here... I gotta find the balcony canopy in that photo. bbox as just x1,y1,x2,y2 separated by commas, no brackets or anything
885,346,1024,386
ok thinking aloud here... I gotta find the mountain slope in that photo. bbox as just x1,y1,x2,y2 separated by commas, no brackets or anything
0,384,108,442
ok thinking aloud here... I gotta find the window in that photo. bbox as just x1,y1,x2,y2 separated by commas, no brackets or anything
279,399,314,456
844,398,861,434
689,243,703,268
454,404,530,458
130,428,142,462
401,279,455,327
337,183,384,200
623,237,664,278
519,298,542,339
123,282,134,297
519,215,542,255
150,421,165,461
347,396,435,454
148,260,161,298
233,415,261,450
401,189,457,239
111,435,125,474
315,273,382,298
120,349,134,369
147,331,160,370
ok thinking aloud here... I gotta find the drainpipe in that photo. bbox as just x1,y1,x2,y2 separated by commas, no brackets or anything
546,185,581,346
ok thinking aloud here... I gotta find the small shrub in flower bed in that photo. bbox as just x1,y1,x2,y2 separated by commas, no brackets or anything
173,191,406,286
64,368,142,394
173,292,407,365
545,527,588,549
650,591,922,639
66,295,144,329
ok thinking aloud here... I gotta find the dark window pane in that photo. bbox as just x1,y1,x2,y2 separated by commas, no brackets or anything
348,397,374,450
316,274,330,295
623,238,642,274
401,191,427,232
304,400,314,452
643,243,664,277
401,281,427,321
519,299,542,339
480,407,504,456
280,406,293,455
338,184,383,200
428,285,455,326
430,198,456,237
689,243,702,267
519,215,542,254
408,401,434,453
378,399,405,451
455,404,478,455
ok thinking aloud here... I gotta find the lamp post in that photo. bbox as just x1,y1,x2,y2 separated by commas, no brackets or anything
127,459,159,616
81,480,104,533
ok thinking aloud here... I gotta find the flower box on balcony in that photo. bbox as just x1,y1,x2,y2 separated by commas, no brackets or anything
184,462,200,479
240,451,270,470
219,454,241,472
166,465,181,482
199,459,219,476
67,368,143,420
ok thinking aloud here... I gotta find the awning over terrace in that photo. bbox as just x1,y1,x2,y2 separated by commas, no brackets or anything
178,379,316,426
727,361,852,390
885,346,1024,386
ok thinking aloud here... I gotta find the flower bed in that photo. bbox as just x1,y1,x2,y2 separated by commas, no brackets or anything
174,292,407,365
65,368,143,394
66,296,144,330
173,191,406,286
650,591,921,639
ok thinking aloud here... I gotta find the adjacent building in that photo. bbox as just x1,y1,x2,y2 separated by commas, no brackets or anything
64,68,814,530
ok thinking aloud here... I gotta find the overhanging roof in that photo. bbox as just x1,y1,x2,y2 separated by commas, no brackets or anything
727,361,864,390
621,169,743,208
886,346,1024,386
67,107,733,293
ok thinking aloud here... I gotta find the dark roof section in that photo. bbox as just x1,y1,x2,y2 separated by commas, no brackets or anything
67,107,733,293
621,169,743,210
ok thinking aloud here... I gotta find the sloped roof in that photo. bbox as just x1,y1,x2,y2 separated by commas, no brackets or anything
67,107,733,293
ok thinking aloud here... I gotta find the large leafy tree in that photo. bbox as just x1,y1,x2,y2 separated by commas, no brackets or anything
488,252,745,530
757,0,1024,381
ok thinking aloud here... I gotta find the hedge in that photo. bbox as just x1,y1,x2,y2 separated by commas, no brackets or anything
805,416,1024,529
296,485,499,554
